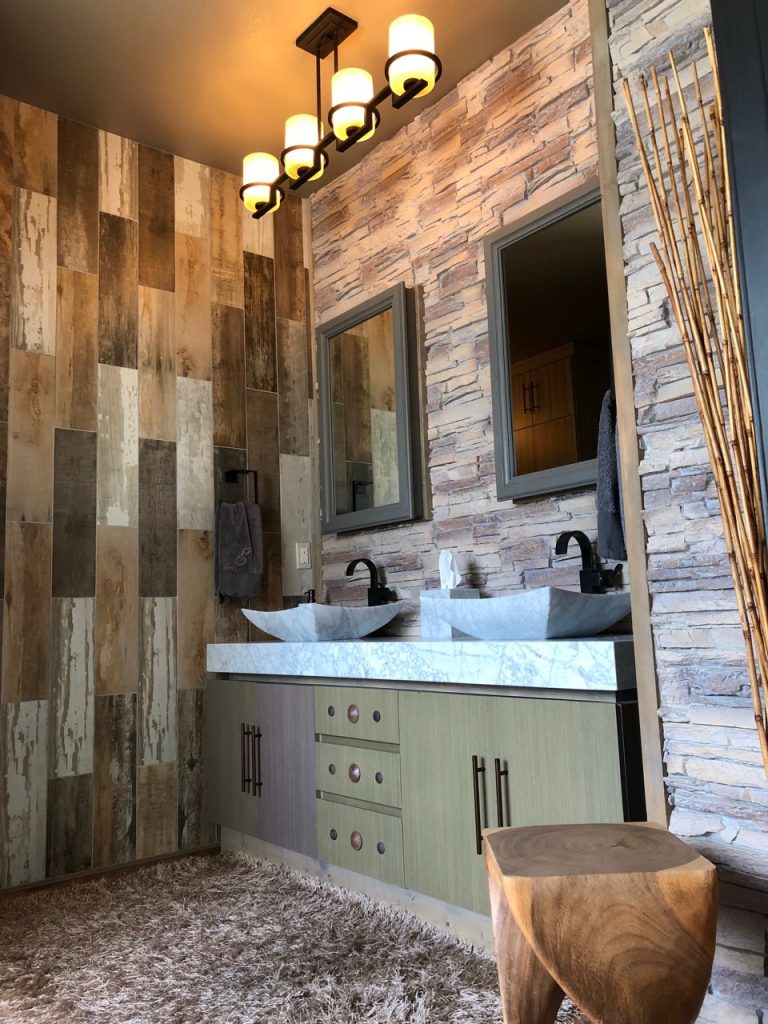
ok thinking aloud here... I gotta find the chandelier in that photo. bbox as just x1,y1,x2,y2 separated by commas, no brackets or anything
241,7,441,219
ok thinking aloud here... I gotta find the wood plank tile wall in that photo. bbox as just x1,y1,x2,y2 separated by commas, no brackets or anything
0,93,313,889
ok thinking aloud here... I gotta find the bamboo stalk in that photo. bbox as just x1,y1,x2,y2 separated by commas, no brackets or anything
622,33,768,775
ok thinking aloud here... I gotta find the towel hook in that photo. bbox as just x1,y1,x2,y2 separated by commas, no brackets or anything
223,468,258,504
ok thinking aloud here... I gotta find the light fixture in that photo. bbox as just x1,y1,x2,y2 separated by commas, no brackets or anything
240,7,442,219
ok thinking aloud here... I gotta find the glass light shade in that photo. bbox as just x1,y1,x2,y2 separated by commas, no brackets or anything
242,152,281,212
284,114,324,180
387,14,437,97
331,68,375,142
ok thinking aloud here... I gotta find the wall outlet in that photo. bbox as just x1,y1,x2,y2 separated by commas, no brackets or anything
295,542,311,569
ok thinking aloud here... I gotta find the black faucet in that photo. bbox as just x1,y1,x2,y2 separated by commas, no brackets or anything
554,531,622,594
345,558,397,607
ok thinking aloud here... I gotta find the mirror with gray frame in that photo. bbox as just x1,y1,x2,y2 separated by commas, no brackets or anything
317,283,422,533
486,185,614,500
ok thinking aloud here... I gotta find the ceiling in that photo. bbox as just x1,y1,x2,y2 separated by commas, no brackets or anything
0,0,566,184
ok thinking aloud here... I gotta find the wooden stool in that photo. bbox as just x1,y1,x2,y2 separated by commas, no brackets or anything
484,822,717,1024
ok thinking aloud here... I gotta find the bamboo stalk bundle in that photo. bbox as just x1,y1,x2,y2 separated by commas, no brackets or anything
623,28,768,775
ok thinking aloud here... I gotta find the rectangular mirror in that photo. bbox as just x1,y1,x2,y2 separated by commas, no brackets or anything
317,283,423,533
486,184,614,500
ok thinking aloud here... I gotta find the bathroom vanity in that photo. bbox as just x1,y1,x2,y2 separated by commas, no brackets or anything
205,637,643,920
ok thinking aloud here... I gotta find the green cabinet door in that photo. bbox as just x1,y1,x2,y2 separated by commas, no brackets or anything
205,679,316,856
490,697,625,829
400,690,496,916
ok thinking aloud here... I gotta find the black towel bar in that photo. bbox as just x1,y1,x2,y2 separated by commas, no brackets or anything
223,468,258,503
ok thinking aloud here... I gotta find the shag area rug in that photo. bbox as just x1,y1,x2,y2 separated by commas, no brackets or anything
0,853,588,1023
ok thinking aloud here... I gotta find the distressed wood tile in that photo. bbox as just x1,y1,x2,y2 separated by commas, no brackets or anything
93,693,136,868
175,232,211,379
246,532,282,639
137,763,177,859
177,530,214,690
98,213,138,368
305,268,313,400
97,364,139,526
273,194,305,321
98,131,137,219
213,445,246,506
301,197,312,270
13,102,56,195
209,169,243,307
11,188,56,354
50,597,94,777
138,146,174,292
245,252,276,392
0,421,8,590
214,595,248,644
95,526,138,696
52,428,97,597
139,438,177,597
242,203,274,258
276,317,310,456
0,96,13,264
212,303,245,448
246,388,280,532
57,118,98,274
138,285,176,441
279,454,312,596
0,700,48,887
6,350,54,523
139,597,176,767
55,267,98,431
0,255,9,422
178,688,214,849
174,157,209,238
177,377,213,529
46,774,92,878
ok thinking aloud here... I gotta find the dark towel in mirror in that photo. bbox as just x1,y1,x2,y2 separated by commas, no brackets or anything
215,501,263,598
596,389,627,560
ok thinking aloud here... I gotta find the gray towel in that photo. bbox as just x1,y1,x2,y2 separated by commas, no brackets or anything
596,389,627,561
216,501,263,598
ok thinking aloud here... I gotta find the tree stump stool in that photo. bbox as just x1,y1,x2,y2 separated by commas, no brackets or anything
484,822,717,1024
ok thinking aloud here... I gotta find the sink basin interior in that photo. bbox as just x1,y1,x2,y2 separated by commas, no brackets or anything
242,601,408,642
431,588,631,641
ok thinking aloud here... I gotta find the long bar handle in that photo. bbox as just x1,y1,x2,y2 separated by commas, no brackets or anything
253,726,263,796
240,723,246,793
471,755,486,856
494,757,509,828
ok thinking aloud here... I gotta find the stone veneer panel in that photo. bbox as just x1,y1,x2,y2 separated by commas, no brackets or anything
311,0,602,632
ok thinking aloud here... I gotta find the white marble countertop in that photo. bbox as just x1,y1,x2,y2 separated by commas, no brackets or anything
207,637,636,692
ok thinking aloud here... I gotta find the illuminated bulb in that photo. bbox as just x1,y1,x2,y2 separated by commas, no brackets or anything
387,14,437,97
241,152,281,213
283,114,324,180
331,67,375,142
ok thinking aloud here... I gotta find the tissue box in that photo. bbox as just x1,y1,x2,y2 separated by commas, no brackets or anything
420,589,480,640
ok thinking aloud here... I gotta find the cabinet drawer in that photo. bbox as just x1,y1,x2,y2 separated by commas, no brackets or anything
315,686,399,744
315,741,401,808
316,799,404,886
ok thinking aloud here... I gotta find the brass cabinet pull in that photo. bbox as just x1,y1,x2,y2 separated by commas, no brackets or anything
348,763,361,783
471,755,486,856
350,830,363,851
494,757,508,827
347,704,360,724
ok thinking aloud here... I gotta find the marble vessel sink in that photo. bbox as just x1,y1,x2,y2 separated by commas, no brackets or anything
242,601,408,642
432,588,631,641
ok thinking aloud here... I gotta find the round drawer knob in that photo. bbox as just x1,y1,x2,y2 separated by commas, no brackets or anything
348,763,361,783
330,829,338,841
377,842,386,855
347,704,360,724
350,831,363,851
327,705,335,717
375,771,383,785
372,710,381,723
328,763,336,775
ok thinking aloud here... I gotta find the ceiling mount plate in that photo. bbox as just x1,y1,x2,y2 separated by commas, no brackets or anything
296,7,358,58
